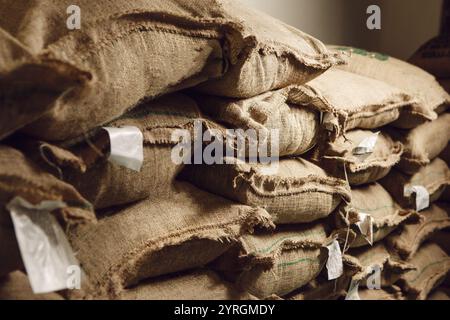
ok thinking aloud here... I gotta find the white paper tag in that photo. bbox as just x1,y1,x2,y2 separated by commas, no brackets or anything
356,212,374,246
326,240,344,280
345,279,361,300
103,126,143,172
404,185,430,212
7,197,80,294
353,131,380,155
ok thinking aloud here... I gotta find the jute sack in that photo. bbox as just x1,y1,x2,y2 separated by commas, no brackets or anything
298,68,419,131
320,130,403,186
0,145,95,227
181,158,351,224
358,286,405,300
349,242,415,287
0,0,230,141
190,90,322,157
330,45,450,128
387,113,450,174
409,35,450,78
0,271,64,300
117,270,257,300
0,224,22,277
336,183,419,248
427,287,450,300
68,182,274,298
399,243,450,300
195,1,345,98
212,223,329,298
380,158,450,209
387,203,450,260
18,93,204,209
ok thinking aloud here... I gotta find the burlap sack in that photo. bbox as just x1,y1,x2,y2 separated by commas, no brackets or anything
349,242,415,288
16,93,204,209
298,68,419,131
358,286,405,300
330,45,450,129
380,158,450,208
321,130,403,186
195,1,345,98
68,182,274,298
399,243,450,300
181,158,351,224
428,287,450,300
388,114,450,174
387,203,450,260
0,0,230,141
0,145,95,227
118,270,257,300
336,183,418,248
0,271,64,300
409,35,450,78
189,90,321,157
212,223,329,298
0,224,22,277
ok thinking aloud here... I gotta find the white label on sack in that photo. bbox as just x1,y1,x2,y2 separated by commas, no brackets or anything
345,279,361,300
326,240,344,280
353,131,380,155
103,126,143,172
7,197,80,294
404,185,429,212
356,212,374,246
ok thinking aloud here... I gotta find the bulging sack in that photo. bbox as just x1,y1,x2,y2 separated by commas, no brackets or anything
68,182,274,298
118,270,256,300
330,45,450,128
0,0,230,141
195,1,345,98
380,158,450,209
189,90,321,157
399,243,450,300
0,145,95,227
320,130,403,186
212,223,329,298
181,158,351,224
358,287,405,300
19,93,204,209
387,203,450,260
336,183,418,248
388,113,450,174
298,68,419,131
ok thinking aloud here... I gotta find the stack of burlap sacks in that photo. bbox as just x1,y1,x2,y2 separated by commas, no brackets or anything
0,0,449,300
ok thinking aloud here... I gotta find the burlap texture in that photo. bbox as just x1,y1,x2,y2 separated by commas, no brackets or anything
380,158,450,208
68,182,274,298
336,183,419,248
330,45,449,129
349,242,415,287
0,0,232,141
358,286,405,300
118,270,256,300
387,203,450,260
213,223,329,298
23,93,204,209
388,113,450,174
181,158,351,224
195,1,345,98
400,243,450,300
299,68,418,131
0,271,64,300
0,145,95,227
190,89,321,157
322,130,403,186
